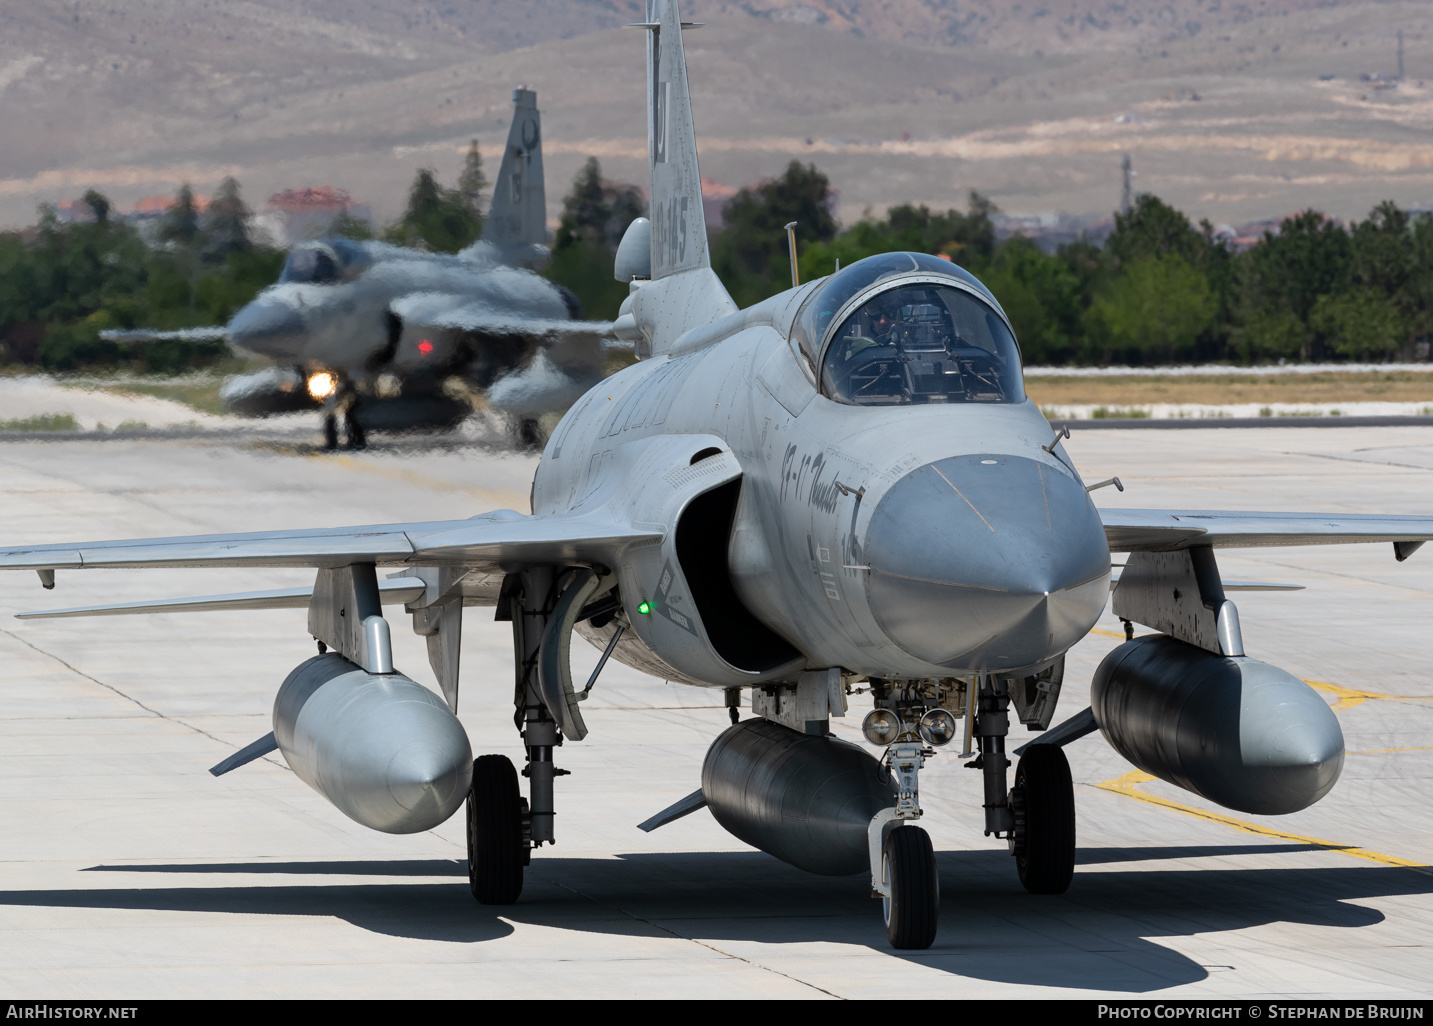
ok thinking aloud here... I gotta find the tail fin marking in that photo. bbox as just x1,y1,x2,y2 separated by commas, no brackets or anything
644,0,708,280
485,87,548,259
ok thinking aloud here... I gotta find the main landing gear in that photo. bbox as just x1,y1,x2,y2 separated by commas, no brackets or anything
322,406,366,451
467,754,526,904
1009,743,1076,894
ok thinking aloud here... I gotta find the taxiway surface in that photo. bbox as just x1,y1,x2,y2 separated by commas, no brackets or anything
0,424,1429,998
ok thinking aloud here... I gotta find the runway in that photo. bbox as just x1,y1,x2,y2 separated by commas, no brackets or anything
0,423,1429,998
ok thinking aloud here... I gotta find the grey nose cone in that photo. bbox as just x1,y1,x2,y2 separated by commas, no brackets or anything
864,454,1110,670
228,297,306,357
387,741,470,819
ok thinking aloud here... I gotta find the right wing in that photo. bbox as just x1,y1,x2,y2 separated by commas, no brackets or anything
0,509,661,574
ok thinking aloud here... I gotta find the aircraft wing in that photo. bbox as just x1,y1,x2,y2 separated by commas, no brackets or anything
99,327,230,344
389,293,615,345
1101,508,1433,553
0,509,662,573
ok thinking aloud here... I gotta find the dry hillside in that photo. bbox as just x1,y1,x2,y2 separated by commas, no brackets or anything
2,0,1430,231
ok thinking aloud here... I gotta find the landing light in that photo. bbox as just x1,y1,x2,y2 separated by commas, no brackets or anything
306,371,337,400
862,709,901,746
918,708,958,747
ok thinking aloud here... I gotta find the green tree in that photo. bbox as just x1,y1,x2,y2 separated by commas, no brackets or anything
1234,210,1351,361
457,139,488,230
801,192,999,281
711,161,837,306
545,157,646,320
979,237,1083,364
159,184,200,247
81,189,110,225
1311,288,1406,360
201,177,252,262
1085,254,1216,364
383,168,482,253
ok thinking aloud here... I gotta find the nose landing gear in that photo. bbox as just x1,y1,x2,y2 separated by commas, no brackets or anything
867,740,939,949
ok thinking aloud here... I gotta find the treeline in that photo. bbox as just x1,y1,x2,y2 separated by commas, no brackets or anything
0,181,282,372
718,161,1433,365
0,144,496,372
7,149,1432,374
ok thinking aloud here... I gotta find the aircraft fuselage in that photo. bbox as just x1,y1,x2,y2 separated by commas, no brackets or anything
533,283,1112,688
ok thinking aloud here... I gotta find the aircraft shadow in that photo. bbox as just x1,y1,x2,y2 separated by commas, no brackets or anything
4,847,1426,991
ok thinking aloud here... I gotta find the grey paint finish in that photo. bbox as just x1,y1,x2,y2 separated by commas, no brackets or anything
864,453,1109,672
273,654,472,834
1091,635,1344,816
701,718,895,876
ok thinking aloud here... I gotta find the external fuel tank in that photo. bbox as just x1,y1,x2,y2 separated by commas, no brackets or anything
702,718,895,875
1091,635,1344,815
273,654,472,833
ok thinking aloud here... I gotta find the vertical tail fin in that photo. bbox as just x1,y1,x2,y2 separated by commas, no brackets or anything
485,87,549,267
643,0,708,280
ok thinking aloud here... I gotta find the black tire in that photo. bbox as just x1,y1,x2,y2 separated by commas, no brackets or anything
344,409,366,450
1013,744,1076,895
882,825,939,949
322,413,339,451
516,417,543,450
467,754,524,905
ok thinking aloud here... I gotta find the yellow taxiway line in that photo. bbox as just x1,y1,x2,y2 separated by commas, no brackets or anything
1094,769,1431,875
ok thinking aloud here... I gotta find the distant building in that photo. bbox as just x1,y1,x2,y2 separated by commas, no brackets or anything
254,187,373,247
993,211,1113,253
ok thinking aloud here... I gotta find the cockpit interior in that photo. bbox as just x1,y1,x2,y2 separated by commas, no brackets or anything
791,252,1025,407
278,239,370,286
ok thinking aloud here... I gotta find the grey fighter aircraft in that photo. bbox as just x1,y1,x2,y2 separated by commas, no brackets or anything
104,88,614,449
6,0,1433,950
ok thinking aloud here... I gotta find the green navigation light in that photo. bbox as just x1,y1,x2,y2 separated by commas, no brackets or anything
637,601,652,615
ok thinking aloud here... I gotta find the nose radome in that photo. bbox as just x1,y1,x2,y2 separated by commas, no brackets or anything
863,454,1110,671
228,297,306,354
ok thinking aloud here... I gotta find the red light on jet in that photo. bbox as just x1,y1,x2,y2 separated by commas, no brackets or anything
417,339,434,355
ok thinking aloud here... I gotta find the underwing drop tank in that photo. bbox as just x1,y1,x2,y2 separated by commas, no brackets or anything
274,654,472,833
702,718,895,875
1091,635,1344,815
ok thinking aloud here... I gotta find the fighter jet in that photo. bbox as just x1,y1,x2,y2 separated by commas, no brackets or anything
5,0,1433,950
104,88,615,449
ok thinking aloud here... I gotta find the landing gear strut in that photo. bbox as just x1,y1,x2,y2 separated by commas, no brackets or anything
868,738,939,949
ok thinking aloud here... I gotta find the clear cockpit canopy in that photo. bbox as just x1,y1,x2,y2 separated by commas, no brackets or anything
278,239,370,286
790,252,1024,407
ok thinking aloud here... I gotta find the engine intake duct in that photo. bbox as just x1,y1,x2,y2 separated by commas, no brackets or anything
274,654,472,833
1092,635,1344,816
702,718,894,876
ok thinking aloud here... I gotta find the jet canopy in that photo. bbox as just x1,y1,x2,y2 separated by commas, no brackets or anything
278,239,371,286
790,252,1025,407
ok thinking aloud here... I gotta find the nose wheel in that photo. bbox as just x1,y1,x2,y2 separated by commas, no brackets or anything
466,754,527,905
882,825,939,949
1009,743,1076,894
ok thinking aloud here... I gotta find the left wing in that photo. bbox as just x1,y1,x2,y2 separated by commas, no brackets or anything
1102,508,1433,556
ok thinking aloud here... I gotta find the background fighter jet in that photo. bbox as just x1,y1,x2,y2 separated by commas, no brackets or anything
6,0,1433,953
104,88,615,449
